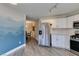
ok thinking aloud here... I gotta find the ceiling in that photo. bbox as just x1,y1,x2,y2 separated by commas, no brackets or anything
3,3,79,19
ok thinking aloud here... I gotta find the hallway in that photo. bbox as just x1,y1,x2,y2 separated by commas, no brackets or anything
24,38,76,56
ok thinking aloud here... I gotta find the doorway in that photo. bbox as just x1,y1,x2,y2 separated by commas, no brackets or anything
25,20,38,44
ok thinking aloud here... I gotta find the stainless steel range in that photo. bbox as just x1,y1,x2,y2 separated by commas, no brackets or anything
70,21,79,55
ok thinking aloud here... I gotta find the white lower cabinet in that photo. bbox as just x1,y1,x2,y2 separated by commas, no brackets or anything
52,35,66,49
64,35,70,50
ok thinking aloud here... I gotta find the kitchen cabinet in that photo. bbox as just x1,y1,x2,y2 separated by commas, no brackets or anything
53,14,79,28
67,16,74,28
51,20,57,28
74,14,79,21
64,35,70,50
56,18,67,28
51,18,67,28
52,35,57,47
40,18,57,28
52,34,65,48
67,14,79,28
41,14,79,29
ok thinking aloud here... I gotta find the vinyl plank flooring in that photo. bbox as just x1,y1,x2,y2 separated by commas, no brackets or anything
23,38,76,56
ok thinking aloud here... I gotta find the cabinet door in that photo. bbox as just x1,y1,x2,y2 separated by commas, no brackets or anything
58,35,65,48
56,18,67,28
52,35,60,47
74,14,79,21
67,14,79,28
51,20,57,28
67,16,74,28
65,35,70,50
55,35,60,48
52,35,57,47
52,35,65,48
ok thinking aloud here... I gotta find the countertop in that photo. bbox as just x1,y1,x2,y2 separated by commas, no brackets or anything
71,38,79,42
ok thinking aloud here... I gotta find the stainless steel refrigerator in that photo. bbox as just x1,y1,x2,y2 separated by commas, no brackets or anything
38,23,50,47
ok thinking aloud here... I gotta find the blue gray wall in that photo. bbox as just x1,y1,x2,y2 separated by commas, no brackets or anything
0,16,24,55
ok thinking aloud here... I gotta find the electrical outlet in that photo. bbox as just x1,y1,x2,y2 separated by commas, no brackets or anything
19,41,21,44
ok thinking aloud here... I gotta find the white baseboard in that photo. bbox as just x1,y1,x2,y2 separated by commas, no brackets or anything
1,44,26,56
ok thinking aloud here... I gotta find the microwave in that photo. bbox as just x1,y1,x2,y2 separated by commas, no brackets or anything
73,22,79,29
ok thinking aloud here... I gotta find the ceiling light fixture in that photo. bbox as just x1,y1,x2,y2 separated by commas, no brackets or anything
49,3,58,16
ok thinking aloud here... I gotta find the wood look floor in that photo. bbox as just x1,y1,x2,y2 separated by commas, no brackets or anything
23,37,76,56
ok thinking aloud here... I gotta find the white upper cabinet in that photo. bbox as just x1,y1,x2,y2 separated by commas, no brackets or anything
40,14,79,28
67,14,79,28
40,18,68,28
51,18,67,28
40,18,57,28
56,18,67,28
50,19,57,28
67,16,74,28
74,14,79,21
